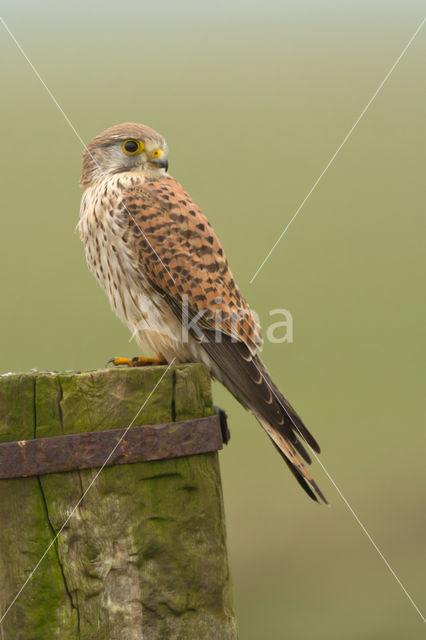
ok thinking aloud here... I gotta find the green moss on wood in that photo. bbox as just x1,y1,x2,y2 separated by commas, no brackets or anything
0,372,77,639
0,365,237,640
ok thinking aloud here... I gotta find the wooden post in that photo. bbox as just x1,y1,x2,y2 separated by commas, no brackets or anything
0,364,237,640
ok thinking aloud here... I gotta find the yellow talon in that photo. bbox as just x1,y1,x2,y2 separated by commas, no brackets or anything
106,356,166,367
107,357,132,367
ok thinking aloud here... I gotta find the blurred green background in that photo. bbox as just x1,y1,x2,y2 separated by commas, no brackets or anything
1,1,425,637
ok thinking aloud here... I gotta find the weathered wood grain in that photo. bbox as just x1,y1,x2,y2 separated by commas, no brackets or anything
0,365,237,640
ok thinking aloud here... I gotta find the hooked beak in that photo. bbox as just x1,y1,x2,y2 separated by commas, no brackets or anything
150,158,169,172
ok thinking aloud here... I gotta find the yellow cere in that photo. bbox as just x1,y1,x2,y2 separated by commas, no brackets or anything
152,149,163,158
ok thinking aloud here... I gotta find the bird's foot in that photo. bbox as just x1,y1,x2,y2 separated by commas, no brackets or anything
106,356,167,368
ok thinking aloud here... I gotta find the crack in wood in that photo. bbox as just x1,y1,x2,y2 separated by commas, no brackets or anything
0,366,236,639
34,377,80,637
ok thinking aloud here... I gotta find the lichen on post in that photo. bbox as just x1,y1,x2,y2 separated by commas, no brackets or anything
0,364,237,640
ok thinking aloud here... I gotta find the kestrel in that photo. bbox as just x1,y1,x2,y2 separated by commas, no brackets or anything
78,123,326,503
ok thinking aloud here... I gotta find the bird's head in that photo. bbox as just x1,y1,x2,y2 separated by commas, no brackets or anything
80,122,168,187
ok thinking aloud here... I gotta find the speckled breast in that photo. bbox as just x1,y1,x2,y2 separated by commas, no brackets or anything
78,174,183,359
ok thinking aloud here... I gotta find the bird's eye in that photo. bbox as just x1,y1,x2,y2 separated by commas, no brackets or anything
152,149,162,158
122,139,144,155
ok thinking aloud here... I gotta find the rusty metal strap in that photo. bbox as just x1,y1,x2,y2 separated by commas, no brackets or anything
0,413,228,480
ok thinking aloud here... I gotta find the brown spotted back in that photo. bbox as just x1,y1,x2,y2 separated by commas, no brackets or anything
119,174,262,353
